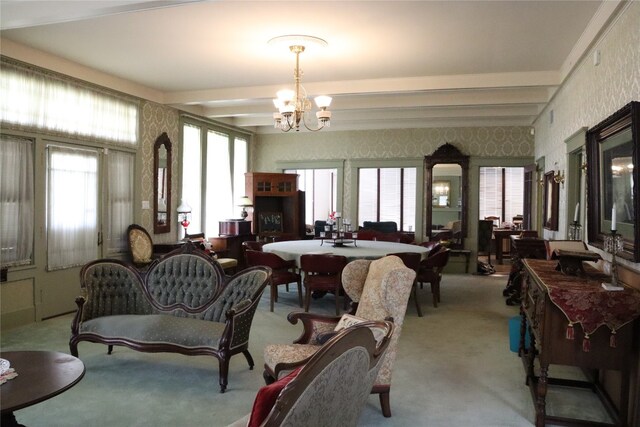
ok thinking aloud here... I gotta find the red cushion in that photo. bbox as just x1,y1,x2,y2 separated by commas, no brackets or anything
248,368,301,427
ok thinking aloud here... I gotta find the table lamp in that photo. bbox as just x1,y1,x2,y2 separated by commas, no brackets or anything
177,200,192,239
238,196,253,220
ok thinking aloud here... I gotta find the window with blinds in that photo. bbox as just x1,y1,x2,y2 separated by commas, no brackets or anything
357,167,416,231
479,167,524,225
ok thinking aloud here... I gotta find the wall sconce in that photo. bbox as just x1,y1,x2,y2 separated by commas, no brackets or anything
553,170,565,185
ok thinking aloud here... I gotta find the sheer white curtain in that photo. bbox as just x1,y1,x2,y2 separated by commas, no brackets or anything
0,134,34,267
233,137,247,203
106,150,134,254
47,145,98,270
205,131,233,237
0,62,138,144
182,124,203,233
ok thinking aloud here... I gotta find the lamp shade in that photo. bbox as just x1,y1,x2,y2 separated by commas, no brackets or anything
177,199,192,214
238,196,253,207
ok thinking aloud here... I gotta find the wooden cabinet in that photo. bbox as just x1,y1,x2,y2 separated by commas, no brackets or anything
245,172,305,240
219,220,251,236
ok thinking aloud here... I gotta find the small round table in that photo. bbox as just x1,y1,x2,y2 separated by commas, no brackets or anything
1,351,85,427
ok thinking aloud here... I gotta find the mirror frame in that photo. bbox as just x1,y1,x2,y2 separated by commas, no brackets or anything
586,101,640,262
153,132,172,234
543,171,559,231
425,143,469,246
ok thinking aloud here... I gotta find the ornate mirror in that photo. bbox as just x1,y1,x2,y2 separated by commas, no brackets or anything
425,143,469,248
587,101,639,261
154,132,172,234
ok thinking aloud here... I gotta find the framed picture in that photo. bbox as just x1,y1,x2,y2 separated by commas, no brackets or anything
258,211,283,233
587,101,639,261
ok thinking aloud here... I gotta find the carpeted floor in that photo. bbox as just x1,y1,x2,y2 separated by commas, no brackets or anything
1,272,611,426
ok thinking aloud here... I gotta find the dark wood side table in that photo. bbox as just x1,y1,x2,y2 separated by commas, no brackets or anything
1,351,85,427
520,260,638,427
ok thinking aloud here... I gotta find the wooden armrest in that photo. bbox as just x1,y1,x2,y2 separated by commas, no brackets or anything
287,311,342,344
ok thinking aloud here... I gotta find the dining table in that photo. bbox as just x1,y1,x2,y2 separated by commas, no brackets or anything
263,239,429,267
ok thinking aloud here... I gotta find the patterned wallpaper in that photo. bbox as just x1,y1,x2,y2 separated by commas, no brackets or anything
534,2,639,268
255,126,534,215
140,101,180,244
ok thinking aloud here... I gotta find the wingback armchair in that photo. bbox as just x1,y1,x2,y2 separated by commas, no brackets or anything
262,255,416,417
228,321,394,427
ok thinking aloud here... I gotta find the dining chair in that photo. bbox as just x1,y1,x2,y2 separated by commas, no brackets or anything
387,252,423,316
299,254,348,315
416,247,450,308
245,250,302,312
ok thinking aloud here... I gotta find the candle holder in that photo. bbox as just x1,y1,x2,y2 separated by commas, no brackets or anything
568,221,582,241
604,231,624,287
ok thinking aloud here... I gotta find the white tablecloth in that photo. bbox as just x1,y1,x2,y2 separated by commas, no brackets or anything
263,239,428,266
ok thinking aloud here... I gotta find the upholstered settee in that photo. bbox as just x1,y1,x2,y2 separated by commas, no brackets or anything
69,243,270,393
262,255,416,417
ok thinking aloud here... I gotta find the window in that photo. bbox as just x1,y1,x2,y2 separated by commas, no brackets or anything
479,167,524,225
1,60,138,145
358,167,416,231
285,168,337,224
105,150,135,253
47,145,99,270
181,120,249,237
0,134,34,267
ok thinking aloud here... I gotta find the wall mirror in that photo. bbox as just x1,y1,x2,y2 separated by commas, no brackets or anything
587,101,639,261
543,171,559,231
154,132,172,234
425,143,469,248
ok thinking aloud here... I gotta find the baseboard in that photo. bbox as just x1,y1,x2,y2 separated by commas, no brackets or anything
1,307,36,332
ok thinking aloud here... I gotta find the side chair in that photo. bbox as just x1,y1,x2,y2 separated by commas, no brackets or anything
416,247,450,308
300,254,348,315
245,250,302,312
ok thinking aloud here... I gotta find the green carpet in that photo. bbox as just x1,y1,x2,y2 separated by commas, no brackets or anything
1,273,611,426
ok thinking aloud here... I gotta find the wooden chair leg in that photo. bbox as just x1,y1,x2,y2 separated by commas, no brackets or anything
304,286,311,312
431,283,438,308
297,279,303,307
379,390,392,417
270,284,276,312
413,282,423,317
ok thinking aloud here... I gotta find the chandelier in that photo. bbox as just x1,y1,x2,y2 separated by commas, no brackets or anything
269,35,332,132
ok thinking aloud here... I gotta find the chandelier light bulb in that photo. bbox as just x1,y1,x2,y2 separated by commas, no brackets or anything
314,95,332,109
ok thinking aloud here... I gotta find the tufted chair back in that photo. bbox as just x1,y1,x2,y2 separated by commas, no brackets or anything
79,259,153,322
144,243,225,316
341,255,415,387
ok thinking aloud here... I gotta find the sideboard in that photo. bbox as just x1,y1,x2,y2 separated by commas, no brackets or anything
520,259,640,427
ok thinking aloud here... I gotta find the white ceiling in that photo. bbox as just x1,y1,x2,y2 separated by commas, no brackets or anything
0,1,622,134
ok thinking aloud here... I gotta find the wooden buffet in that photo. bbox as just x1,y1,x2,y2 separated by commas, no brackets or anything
520,259,640,427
